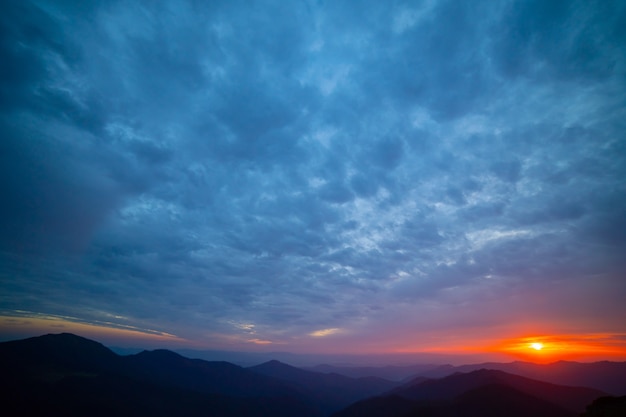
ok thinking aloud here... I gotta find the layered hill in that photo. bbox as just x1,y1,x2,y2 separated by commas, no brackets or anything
0,333,399,417
305,363,441,381
396,368,605,412
249,359,398,414
332,368,607,417
0,333,319,417
311,360,626,394
417,361,626,395
1,333,619,417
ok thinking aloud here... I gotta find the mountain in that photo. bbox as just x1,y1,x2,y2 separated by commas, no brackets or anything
334,384,578,417
581,395,626,417
248,359,398,414
305,363,442,381
0,332,119,374
452,383,577,417
123,350,301,398
0,333,319,417
331,395,427,417
1,333,617,417
307,360,626,397
332,369,606,417
393,368,605,413
418,361,626,395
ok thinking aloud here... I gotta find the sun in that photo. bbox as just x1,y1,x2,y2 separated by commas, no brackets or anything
530,342,543,351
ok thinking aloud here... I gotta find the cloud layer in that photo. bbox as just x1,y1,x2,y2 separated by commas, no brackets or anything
1,0,625,353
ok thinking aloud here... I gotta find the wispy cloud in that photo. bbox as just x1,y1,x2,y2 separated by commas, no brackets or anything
310,328,342,338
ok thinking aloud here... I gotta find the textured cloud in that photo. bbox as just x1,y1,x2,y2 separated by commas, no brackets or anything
1,0,625,353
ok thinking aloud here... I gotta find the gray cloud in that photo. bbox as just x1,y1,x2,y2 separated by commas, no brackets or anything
1,0,625,351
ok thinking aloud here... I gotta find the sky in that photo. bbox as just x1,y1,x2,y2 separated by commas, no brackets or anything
1,0,626,363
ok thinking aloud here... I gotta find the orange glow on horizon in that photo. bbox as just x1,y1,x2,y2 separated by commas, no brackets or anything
392,332,626,363
2,312,626,362
494,333,626,363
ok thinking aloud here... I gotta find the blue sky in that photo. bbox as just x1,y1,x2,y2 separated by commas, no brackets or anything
1,0,625,358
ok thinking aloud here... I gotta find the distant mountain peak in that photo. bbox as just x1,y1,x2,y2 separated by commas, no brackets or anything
9,332,116,356
393,366,606,413
258,359,293,367
0,332,119,377
249,359,306,378
135,348,186,360
42,332,100,342
0,333,321,417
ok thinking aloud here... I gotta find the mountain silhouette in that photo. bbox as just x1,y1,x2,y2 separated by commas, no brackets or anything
331,395,426,417
452,383,576,417
393,368,605,412
0,332,118,374
122,350,303,398
417,360,626,395
0,333,616,417
0,333,319,417
305,363,441,381
316,360,626,395
249,359,398,414
333,384,577,417
581,395,626,417
332,368,606,417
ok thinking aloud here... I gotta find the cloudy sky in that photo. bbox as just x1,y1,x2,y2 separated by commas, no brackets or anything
1,0,625,361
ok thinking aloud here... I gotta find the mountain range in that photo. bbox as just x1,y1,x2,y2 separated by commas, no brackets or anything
249,359,397,415
0,333,395,416
1,333,624,417
333,369,608,417
309,359,626,394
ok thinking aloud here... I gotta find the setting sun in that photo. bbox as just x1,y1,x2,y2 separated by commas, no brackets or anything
495,333,626,363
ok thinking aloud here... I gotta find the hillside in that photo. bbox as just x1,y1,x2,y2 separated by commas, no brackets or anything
249,359,398,414
332,368,607,417
0,333,317,417
418,361,626,395
1,333,620,417
0,333,396,416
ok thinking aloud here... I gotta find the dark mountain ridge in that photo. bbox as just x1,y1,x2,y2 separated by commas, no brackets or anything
334,384,579,417
248,359,398,414
0,333,319,417
0,332,118,373
394,368,606,412
417,360,626,395
332,368,607,417
123,349,298,398
0,333,396,416
305,363,442,381
452,383,577,417
313,360,626,395
0,333,618,417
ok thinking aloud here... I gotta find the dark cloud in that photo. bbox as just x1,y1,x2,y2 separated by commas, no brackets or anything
493,0,626,81
1,0,624,351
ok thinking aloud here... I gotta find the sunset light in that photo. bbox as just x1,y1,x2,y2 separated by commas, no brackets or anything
493,333,626,363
